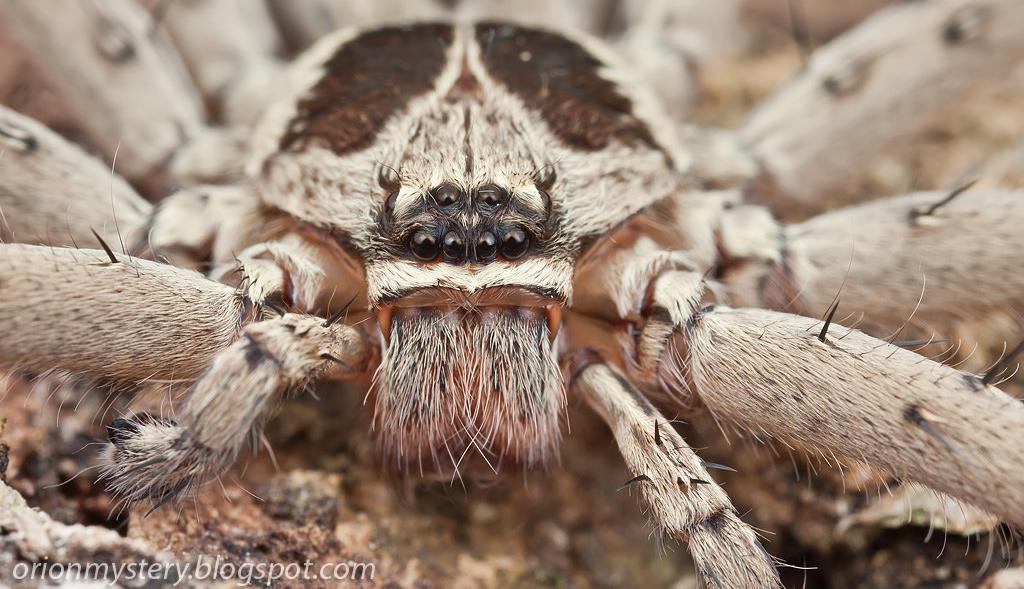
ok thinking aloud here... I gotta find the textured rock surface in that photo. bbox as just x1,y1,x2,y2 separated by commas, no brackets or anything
0,472,176,587
1,375,1021,588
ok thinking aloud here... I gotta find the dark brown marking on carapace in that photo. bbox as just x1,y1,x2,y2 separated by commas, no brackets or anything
279,23,454,154
475,22,657,151
448,54,483,99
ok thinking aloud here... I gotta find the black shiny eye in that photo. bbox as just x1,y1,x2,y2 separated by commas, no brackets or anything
432,183,462,207
535,165,556,191
442,231,466,261
499,228,529,260
476,231,497,261
378,165,400,191
409,230,439,261
476,184,506,207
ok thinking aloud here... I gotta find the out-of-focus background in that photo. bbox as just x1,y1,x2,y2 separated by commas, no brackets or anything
2,1,1023,587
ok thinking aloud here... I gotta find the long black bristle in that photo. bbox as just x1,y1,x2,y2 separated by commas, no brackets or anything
91,228,118,263
616,473,650,492
322,293,359,327
818,299,840,343
982,338,1024,386
914,178,979,218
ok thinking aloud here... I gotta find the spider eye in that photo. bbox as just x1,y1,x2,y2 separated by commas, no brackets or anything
409,230,439,261
442,230,466,261
534,165,556,191
377,165,400,191
499,228,529,260
431,183,463,207
475,184,506,207
476,231,498,261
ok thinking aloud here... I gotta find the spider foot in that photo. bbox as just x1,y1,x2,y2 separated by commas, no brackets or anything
100,413,225,512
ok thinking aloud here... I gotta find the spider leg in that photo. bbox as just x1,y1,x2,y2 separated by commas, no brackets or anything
144,184,264,269
265,0,447,54
101,311,366,508
0,226,364,379
741,0,1024,215
976,141,1024,190
745,0,893,43
0,243,371,508
210,232,368,313
569,354,782,589
264,0,339,54
0,0,205,193
612,0,749,121
630,271,1024,527
146,186,368,313
0,106,152,248
0,244,250,381
137,0,284,126
717,189,1024,372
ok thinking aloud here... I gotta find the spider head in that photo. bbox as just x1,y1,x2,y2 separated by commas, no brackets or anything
249,21,682,474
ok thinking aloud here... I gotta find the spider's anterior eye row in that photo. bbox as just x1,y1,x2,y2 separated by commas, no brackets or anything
476,231,498,260
500,228,529,259
407,226,530,262
410,230,440,261
442,230,465,260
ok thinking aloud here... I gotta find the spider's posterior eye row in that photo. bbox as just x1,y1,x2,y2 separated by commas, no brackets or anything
408,226,530,263
476,184,506,207
429,183,508,209
432,183,462,207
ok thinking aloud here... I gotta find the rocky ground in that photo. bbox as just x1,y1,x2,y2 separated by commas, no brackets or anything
4,4,1024,589
1,370,1022,588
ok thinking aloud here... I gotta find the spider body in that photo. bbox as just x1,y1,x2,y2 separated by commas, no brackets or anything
248,21,682,472
2,2,1024,587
